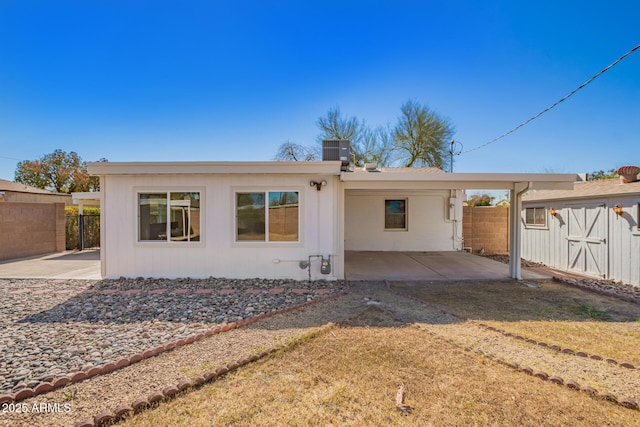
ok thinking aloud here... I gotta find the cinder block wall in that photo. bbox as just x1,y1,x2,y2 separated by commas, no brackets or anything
462,206,510,255
0,202,66,261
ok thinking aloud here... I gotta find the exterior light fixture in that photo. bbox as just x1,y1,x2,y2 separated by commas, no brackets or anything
310,180,327,191
613,204,623,217
549,207,557,217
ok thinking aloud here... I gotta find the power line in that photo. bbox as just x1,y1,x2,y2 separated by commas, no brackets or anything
462,43,640,155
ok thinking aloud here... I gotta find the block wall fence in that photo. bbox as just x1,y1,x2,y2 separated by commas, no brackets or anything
462,206,510,255
0,202,66,261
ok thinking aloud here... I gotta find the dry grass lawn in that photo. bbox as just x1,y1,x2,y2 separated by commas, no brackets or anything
118,307,639,427
391,280,640,365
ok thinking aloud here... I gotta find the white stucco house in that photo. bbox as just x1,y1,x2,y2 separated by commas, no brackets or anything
87,156,577,281
522,168,640,286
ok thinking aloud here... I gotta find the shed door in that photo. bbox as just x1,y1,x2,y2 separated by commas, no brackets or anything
566,203,607,278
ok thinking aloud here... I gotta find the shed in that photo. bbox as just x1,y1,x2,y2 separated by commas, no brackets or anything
522,173,640,286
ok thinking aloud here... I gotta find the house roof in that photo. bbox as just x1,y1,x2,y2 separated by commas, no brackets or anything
87,161,579,191
523,179,640,202
0,178,65,195
87,161,343,175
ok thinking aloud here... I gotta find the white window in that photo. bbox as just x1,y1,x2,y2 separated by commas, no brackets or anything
236,191,299,242
138,192,200,242
524,207,546,227
385,199,407,230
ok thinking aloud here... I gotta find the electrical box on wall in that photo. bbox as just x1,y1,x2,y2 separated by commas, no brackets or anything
448,197,462,221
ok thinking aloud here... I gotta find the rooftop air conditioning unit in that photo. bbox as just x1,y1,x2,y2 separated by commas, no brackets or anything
322,139,351,171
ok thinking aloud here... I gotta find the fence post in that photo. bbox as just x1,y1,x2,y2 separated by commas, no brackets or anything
78,203,84,251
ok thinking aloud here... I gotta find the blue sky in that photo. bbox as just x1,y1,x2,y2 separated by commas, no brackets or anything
1,1,638,183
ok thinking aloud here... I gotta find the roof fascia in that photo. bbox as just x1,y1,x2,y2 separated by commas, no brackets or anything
87,161,343,176
340,172,579,190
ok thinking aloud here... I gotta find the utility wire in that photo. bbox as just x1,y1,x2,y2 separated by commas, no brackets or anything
462,43,640,154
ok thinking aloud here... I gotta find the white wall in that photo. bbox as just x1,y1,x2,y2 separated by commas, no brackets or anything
101,174,340,280
344,190,461,251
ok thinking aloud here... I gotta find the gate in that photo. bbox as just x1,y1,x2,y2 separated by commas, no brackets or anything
566,203,607,278
66,214,100,250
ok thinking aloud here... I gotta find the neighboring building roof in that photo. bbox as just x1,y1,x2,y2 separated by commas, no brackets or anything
0,178,65,195
523,179,640,202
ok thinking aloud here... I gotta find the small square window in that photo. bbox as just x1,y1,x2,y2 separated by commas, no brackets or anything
385,199,407,230
524,207,546,227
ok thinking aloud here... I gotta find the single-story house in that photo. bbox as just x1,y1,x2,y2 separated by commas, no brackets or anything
87,154,578,281
522,168,640,286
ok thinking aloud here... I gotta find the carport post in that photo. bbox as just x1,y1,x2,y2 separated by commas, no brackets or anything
509,182,529,280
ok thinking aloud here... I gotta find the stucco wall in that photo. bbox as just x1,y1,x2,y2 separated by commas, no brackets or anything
462,206,510,255
0,202,66,261
101,174,340,280
344,190,457,251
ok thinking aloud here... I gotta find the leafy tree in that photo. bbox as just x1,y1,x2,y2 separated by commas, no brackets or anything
467,193,494,206
274,141,317,161
392,100,454,169
588,168,619,181
15,149,104,193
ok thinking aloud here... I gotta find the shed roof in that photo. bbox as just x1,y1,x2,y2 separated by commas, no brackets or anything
523,179,640,202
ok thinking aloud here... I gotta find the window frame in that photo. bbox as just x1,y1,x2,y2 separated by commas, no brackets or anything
234,188,302,245
136,188,204,246
384,198,408,231
524,206,547,228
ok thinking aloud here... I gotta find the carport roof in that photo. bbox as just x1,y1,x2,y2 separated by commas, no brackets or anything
340,168,579,190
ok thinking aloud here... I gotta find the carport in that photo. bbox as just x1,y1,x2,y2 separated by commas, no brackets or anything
345,251,551,281
338,169,579,281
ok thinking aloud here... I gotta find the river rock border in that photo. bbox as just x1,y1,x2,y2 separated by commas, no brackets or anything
71,323,336,427
383,281,640,412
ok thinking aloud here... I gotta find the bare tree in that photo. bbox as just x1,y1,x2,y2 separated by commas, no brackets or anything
393,100,454,169
360,125,394,167
274,141,317,161
315,106,361,143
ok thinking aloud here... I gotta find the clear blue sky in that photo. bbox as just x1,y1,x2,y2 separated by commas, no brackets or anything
1,1,638,182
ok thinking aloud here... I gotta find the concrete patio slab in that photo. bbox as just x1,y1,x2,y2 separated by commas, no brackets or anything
345,251,551,281
0,250,101,280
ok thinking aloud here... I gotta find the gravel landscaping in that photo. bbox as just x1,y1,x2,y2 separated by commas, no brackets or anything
485,255,640,302
0,277,346,396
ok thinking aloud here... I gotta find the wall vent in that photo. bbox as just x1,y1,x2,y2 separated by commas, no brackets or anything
322,139,351,171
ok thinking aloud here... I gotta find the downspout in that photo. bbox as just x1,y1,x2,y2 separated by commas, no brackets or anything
509,182,531,280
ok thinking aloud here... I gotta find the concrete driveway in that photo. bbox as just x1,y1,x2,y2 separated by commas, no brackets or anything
0,250,101,280
345,251,551,281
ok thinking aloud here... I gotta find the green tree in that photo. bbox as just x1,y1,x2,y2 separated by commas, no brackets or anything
15,149,104,193
467,193,494,206
588,168,619,181
392,100,454,169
